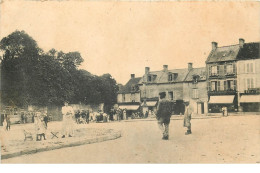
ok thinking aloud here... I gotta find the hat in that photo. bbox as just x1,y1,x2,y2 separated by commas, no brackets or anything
159,92,166,98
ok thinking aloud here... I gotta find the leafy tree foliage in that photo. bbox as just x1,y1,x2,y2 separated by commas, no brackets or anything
0,30,119,111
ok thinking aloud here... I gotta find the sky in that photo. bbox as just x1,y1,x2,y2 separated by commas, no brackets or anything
0,0,259,85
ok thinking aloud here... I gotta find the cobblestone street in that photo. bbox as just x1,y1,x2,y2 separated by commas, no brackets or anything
1,115,259,163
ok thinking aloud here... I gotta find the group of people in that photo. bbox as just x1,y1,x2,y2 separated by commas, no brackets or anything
156,92,192,140
74,110,90,124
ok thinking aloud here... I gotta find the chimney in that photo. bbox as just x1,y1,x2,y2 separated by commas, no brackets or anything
131,74,135,79
188,63,193,71
212,42,218,51
145,67,150,74
163,65,168,72
239,38,245,48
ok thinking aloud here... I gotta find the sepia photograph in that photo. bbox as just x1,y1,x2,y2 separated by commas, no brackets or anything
0,0,259,164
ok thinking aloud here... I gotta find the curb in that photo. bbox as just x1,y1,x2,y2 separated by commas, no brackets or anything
122,116,222,122
1,131,121,160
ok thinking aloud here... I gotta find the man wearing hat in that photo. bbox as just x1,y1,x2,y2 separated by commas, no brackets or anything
156,92,173,140
183,102,192,135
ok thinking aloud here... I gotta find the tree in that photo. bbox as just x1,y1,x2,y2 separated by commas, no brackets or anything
0,30,41,107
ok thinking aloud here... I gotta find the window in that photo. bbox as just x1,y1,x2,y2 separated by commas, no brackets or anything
148,75,152,82
168,74,173,81
168,91,173,100
227,80,237,90
131,93,135,102
173,73,178,80
193,76,199,84
211,81,217,91
220,81,224,91
210,66,219,76
192,89,198,99
226,64,234,74
246,78,255,89
246,62,254,73
131,85,135,91
122,94,125,102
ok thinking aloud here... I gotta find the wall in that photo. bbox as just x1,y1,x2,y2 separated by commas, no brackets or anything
183,81,208,114
139,83,183,100
237,59,260,93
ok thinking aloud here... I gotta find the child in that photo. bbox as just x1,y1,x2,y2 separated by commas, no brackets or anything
183,102,192,135
34,112,46,141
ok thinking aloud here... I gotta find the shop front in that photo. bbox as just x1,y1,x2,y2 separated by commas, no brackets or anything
240,95,260,112
208,95,237,113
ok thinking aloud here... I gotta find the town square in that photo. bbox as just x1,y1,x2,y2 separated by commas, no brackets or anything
0,0,259,165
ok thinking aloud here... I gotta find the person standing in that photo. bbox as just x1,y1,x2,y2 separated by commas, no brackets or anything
156,92,173,140
123,109,127,120
43,113,49,129
6,114,11,131
61,102,75,138
183,102,192,135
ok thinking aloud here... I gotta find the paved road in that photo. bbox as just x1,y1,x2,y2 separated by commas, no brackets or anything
2,115,260,163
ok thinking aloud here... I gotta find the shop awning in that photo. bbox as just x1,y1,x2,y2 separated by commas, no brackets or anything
118,105,140,110
208,95,234,104
141,101,158,107
240,95,260,103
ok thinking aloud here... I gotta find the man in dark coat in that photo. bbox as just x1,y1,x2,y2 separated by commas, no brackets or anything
156,92,173,140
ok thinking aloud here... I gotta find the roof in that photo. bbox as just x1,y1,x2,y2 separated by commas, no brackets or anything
206,45,240,63
237,42,260,60
118,77,141,94
138,67,206,84
138,68,189,84
184,67,206,82
206,42,260,63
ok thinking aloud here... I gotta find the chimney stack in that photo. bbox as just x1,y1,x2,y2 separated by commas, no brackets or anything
145,67,150,74
239,38,245,48
188,63,193,71
163,65,168,72
131,74,135,79
212,42,218,51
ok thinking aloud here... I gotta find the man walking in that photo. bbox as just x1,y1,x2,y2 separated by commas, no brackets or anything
183,102,192,135
156,92,173,140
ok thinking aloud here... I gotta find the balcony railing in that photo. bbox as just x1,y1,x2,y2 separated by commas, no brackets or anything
243,88,260,95
208,89,236,95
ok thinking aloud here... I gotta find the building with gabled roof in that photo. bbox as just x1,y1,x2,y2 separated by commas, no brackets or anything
206,38,260,113
117,74,142,116
138,63,208,115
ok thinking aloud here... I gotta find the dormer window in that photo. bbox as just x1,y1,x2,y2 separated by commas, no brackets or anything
193,75,199,84
148,75,152,82
168,74,173,81
131,85,135,91
173,73,178,80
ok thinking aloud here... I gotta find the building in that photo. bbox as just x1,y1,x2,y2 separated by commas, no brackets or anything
183,66,208,115
117,74,142,115
206,39,260,113
138,63,208,115
236,42,260,112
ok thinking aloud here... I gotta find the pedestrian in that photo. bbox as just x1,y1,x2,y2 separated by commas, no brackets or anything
34,112,46,141
75,110,80,124
145,111,148,118
61,102,75,138
6,114,11,131
123,109,127,120
0,116,8,151
43,113,49,129
21,112,25,124
156,92,173,140
183,102,192,135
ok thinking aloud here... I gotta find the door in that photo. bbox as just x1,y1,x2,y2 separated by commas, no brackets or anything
201,103,205,114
